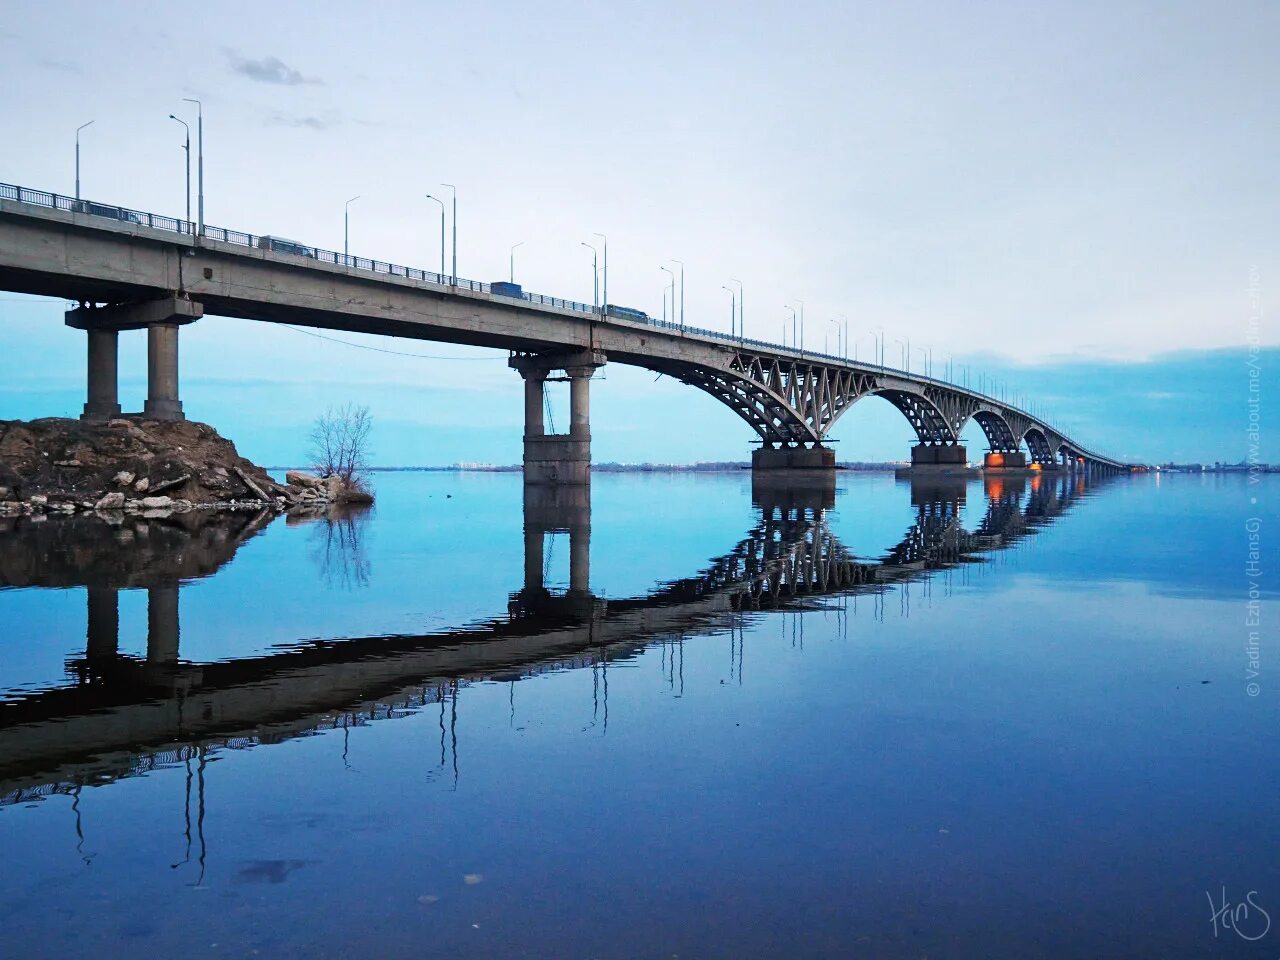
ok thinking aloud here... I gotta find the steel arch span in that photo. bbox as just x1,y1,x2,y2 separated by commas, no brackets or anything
642,346,1130,471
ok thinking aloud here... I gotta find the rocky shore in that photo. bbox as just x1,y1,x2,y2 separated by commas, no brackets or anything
0,417,372,519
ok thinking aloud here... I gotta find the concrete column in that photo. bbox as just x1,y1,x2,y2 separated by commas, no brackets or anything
83,328,122,421
567,365,592,439
86,586,120,659
523,372,545,437
146,584,180,665
144,323,184,420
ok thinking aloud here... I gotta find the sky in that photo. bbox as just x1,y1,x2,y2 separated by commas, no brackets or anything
0,0,1274,466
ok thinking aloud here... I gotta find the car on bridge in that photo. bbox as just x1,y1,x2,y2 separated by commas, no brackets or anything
257,235,316,258
69,200,144,225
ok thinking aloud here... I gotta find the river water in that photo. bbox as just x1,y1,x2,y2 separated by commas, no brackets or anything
0,470,1274,958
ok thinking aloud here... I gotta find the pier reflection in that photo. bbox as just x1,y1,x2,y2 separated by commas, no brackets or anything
0,470,1103,813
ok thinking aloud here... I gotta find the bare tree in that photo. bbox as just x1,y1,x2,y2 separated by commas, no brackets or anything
309,403,372,485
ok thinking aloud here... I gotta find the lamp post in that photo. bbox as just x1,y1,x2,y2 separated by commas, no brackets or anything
827,317,840,358
670,259,685,331
74,120,94,201
167,115,191,229
785,306,797,349
874,326,885,368
180,98,202,234
660,266,675,325
440,183,457,284
344,195,361,262
796,300,805,355
730,278,743,341
894,338,906,370
721,285,736,337
424,194,445,278
593,233,607,318
509,241,524,283
582,242,599,308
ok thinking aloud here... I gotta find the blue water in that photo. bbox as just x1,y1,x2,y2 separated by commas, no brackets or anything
0,470,1275,958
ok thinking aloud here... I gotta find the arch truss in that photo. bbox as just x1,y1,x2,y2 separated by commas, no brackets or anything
640,347,1130,469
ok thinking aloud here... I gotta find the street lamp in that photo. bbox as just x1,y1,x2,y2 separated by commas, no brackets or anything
344,195,361,261
509,241,524,283
424,194,445,278
582,242,599,308
729,278,743,341
827,317,839,358
167,115,191,230
74,120,94,201
670,259,685,331
894,338,906,370
796,300,805,354
660,266,675,325
440,183,457,284
721,285,736,337
593,233,607,317
785,305,797,349
874,326,885,368
180,98,203,234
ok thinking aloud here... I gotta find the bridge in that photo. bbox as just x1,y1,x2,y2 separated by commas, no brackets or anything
0,470,1102,805
0,182,1136,477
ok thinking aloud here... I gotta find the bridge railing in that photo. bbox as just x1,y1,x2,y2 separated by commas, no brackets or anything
1,180,1128,463
1,183,195,236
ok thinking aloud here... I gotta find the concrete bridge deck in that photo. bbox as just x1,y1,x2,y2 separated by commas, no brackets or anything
0,182,1136,475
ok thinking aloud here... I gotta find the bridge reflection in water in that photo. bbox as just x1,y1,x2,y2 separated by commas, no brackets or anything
0,471,1103,842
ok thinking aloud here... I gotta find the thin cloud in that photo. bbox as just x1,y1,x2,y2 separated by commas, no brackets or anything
267,112,333,131
38,57,81,73
225,49,321,86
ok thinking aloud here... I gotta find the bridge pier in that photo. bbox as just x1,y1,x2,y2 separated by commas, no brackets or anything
510,351,605,485
65,296,203,422
751,445,835,471
911,443,968,468
983,451,1027,470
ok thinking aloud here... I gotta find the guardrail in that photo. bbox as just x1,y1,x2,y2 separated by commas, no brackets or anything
0,180,1128,464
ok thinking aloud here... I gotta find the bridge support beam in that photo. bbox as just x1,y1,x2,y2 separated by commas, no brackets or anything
510,351,605,485
65,296,203,422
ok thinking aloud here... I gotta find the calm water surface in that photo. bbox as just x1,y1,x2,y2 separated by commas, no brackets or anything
0,470,1275,959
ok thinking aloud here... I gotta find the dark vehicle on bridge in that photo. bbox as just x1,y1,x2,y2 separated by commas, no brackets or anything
491,281,524,299
605,304,650,322
257,235,316,258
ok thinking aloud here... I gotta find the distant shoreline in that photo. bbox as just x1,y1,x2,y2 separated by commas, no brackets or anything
265,463,910,474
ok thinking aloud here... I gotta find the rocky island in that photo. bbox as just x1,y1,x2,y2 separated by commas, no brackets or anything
0,417,371,518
